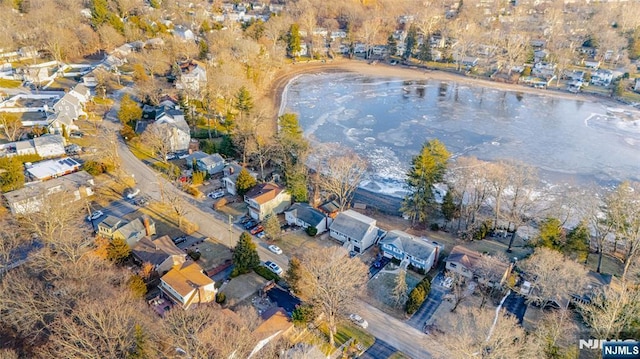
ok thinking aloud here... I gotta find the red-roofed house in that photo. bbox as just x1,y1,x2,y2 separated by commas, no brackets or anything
244,183,291,220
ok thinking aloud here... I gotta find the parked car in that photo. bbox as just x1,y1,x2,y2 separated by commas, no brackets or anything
256,232,266,239
165,153,177,160
349,314,368,329
173,236,187,245
69,131,84,139
243,221,257,230
268,245,282,255
207,190,225,199
250,225,264,235
240,216,253,225
134,197,149,207
86,210,104,221
265,261,283,275
125,188,140,199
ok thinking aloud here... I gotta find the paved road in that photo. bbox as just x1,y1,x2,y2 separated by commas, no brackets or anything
360,338,397,359
358,302,436,359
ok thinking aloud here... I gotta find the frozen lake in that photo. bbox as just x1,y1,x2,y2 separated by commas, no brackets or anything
281,72,640,197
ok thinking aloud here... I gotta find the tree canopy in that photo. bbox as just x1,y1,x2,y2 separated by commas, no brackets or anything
236,168,257,196
232,232,260,275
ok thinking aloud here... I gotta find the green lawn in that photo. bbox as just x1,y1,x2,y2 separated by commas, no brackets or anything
389,353,411,359
318,322,375,351
0,79,22,88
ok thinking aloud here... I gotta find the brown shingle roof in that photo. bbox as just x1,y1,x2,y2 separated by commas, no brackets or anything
161,262,213,298
245,183,284,205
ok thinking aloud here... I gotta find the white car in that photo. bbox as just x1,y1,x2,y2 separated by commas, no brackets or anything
207,190,225,199
125,188,140,199
87,210,104,221
349,314,369,329
265,261,283,276
268,244,282,255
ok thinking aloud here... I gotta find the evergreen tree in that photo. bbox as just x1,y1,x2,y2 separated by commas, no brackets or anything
236,168,257,196
107,237,131,263
403,25,417,60
0,157,25,192
235,86,253,121
127,275,147,298
90,0,110,27
232,232,260,275
416,43,432,63
287,23,302,57
387,34,398,57
564,222,590,262
401,139,450,225
128,324,149,359
536,217,564,250
277,113,309,202
285,257,302,294
218,135,235,157
118,94,142,126
441,188,458,228
198,40,209,60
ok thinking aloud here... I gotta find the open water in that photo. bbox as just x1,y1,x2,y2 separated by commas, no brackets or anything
281,72,640,197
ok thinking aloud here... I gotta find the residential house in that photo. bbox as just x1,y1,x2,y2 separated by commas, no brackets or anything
131,235,187,275
222,162,257,195
590,69,614,86
248,307,294,358
318,200,340,218
196,153,226,175
584,60,600,70
97,215,124,238
139,101,190,152
3,170,94,215
112,216,156,247
329,210,383,254
379,230,443,270
284,203,329,234
69,84,91,103
47,112,78,135
445,246,512,286
53,93,84,122
176,60,207,92
14,140,36,156
173,25,195,42
26,157,81,181
159,262,216,309
33,134,66,158
244,183,292,221
184,151,209,168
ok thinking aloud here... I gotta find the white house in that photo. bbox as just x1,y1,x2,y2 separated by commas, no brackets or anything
160,262,216,310
69,84,92,103
244,183,292,221
174,25,195,42
26,157,81,181
329,210,382,254
590,69,614,86
222,162,256,195
33,134,66,158
379,230,442,270
284,203,329,234
14,140,36,156
3,170,94,215
176,60,207,92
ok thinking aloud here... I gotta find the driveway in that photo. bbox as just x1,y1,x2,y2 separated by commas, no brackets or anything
406,273,447,330
360,338,397,359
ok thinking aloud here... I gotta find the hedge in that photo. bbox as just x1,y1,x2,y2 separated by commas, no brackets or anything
405,276,432,315
254,265,280,282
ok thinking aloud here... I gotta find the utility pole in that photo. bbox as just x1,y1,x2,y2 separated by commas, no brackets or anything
228,214,233,249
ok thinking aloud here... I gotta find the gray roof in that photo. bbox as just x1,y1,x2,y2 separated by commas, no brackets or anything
286,203,326,227
3,171,93,207
15,140,35,151
199,154,225,173
33,134,65,148
115,218,146,241
131,235,185,266
98,215,123,231
379,230,438,259
72,83,90,98
57,93,81,108
329,210,376,240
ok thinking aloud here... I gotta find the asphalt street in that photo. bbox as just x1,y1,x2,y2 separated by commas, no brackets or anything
360,339,396,359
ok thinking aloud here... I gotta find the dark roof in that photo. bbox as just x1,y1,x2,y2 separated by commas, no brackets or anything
379,230,438,259
131,235,185,266
329,210,376,240
319,200,340,213
286,203,326,227
99,215,123,230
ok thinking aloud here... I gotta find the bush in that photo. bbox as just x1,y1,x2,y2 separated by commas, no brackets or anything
430,223,440,231
254,265,280,281
188,251,201,261
216,292,226,304
184,185,201,197
213,198,228,210
306,226,318,236
292,304,315,325
405,276,431,314
127,275,147,298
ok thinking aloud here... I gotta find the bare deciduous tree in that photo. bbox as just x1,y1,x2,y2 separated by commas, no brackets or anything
434,306,539,359
297,247,368,347
392,269,409,308
520,247,588,309
577,282,640,341
140,123,173,163
0,113,24,142
605,181,640,280
311,145,368,211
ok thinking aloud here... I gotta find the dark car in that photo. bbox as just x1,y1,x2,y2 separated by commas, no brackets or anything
173,236,187,245
243,221,257,230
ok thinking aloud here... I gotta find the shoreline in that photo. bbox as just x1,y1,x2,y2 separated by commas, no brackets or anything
268,58,632,119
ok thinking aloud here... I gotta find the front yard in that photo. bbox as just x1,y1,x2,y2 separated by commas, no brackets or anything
364,269,424,319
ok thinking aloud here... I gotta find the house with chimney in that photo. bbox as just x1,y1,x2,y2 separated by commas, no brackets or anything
131,235,187,275
103,216,157,247
244,182,291,221
284,203,329,234
222,162,257,195
159,262,216,309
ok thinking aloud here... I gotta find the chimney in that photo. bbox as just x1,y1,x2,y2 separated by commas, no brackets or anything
143,216,152,236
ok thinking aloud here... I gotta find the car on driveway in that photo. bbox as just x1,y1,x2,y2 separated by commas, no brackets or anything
244,220,258,230
256,232,266,239
86,210,104,221
125,188,140,199
349,314,368,329
265,260,283,275
207,190,225,199
250,225,264,235
268,244,282,254
173,236,187,245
